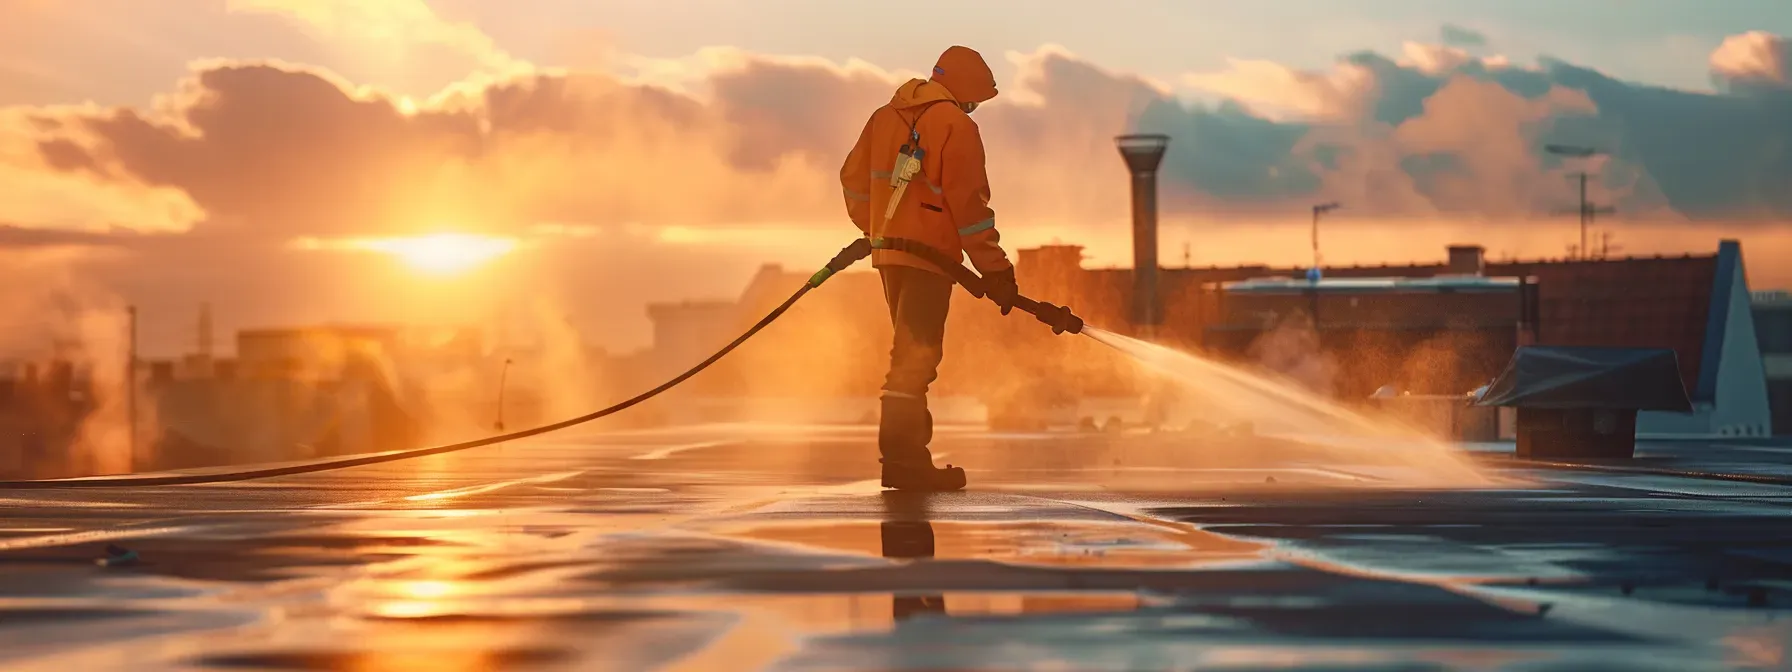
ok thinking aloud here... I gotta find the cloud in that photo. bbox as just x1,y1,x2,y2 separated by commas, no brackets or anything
1169,50,1616,217
0,108,202,234
1440,24,1489,49
1543,53,1792,218
1273,77,1602,219
1396,42,1477,76
0,0,335,107
1710,30,1790,90
0,224,138,248
1175,35,1792,220
225,0,530,95
1180,57,1373,120
4,19,1792,354
14,28,1792,249
12,46,1152,245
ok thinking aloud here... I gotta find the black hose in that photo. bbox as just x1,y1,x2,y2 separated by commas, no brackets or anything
0,240,873,490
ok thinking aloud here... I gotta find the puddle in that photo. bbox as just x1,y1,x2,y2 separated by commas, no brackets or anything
1,606,266,669
0,530,462,584
0,608,166,624
400,471,589,503
0,498,146,509
631,441,737,461
7,426,1791,670
329,588,1147,672
710,519,1266,570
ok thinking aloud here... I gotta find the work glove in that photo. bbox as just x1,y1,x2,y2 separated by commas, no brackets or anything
982,267,1018,315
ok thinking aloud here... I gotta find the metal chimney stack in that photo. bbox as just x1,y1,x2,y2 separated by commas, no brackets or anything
1116,134,1170,331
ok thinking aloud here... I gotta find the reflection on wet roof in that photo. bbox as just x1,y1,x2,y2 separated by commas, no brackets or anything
4,426,1792,670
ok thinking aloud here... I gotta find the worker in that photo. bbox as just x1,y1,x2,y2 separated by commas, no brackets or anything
839,45,1019,492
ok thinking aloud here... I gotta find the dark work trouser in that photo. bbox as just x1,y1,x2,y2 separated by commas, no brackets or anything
878,266,953,464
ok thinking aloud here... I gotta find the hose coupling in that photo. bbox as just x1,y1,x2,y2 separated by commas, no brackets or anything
809,237,875,287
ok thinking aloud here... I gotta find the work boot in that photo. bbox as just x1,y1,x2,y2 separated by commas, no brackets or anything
880,458,967,492
879,395,967,492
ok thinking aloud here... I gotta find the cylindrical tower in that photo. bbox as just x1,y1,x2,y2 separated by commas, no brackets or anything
1115,134,1170,332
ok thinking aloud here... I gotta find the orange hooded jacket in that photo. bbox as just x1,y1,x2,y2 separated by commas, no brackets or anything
839,46,1011,276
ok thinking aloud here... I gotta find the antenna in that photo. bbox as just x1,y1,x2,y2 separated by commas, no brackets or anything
1598,230,1621,260
1544,144,1614,260
1310,202,1341,271
197,302,214,359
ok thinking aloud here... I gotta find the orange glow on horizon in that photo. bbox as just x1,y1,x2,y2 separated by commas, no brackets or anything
295,233,521,275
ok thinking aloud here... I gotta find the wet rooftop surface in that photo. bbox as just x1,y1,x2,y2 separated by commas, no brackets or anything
2,425,1790,671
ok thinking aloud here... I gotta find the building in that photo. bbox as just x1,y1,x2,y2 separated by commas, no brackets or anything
0,360,92,478
1754,290,1792,435
662,239,1770,438
1206,274,1526,399
1194,242,1768,437
236,324,483,381
1524,241,1769,437
130,323,496,471
1024,240,1769,437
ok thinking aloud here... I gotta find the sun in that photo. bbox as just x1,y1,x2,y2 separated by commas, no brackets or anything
358,233,520,275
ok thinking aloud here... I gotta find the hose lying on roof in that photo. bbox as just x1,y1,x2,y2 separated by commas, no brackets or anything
0,240,876,490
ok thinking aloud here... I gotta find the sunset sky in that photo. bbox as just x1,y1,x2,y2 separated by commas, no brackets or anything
2,0,1790,357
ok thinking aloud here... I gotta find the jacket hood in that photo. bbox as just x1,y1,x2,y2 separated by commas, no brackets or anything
930,45,998,104
889,78,958,110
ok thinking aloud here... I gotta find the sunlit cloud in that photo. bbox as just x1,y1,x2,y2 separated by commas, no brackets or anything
1710,30,1789,86
527,222,602,238
225,0,531,96
0,110,203,233
1180,57,1374,121
615,45,913,98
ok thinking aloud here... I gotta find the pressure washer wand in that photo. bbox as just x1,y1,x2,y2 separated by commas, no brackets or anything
964,280,1084,335
866,236,1084,335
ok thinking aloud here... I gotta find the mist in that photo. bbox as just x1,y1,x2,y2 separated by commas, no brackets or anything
0,248,142,476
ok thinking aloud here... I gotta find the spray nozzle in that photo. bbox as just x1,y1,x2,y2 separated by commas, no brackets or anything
1027,300,1084,335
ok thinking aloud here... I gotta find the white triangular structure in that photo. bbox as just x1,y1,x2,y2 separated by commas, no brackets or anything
1639,240,1773,438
